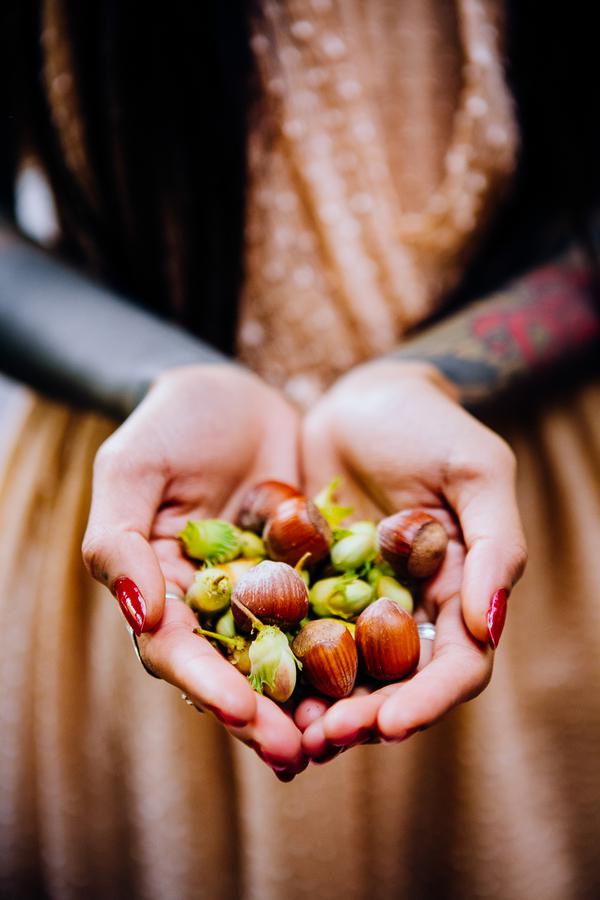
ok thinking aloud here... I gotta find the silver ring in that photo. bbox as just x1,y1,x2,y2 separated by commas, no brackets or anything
128,625,161,679
180,693,204,713
418,622,437,641
166,591,185,602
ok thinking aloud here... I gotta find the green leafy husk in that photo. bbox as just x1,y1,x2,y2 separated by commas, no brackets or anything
179,519,242,564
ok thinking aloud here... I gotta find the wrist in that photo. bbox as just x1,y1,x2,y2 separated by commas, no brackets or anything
341,358,461,404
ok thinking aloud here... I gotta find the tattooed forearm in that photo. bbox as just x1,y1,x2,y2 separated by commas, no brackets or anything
392,248,600,404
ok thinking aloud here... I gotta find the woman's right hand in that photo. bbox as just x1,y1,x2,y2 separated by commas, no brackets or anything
82,364,306,780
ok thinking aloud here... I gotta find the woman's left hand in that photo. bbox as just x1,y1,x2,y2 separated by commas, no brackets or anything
296,361,527,760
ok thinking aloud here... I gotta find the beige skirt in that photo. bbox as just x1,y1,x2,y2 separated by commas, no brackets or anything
1,373,599,900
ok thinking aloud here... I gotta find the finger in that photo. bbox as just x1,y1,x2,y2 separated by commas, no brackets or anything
294,695,332,731
140,598,305,775
445,450,527,646
301,718,329,760
139,597,257,725
83,444,166,632
298,686,383,758
222,403,302,521
377,595,492,740
151,538,197,595
234,694,306,779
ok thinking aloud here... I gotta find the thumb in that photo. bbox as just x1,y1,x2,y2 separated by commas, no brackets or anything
82,446,166,633
448,473,527,649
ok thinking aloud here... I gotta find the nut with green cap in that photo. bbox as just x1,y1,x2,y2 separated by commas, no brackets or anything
309,575,375,620
179,519,242,564
248,625,298,702
239,531,266,559
368,569,414,613
186,568,232,615
331,529,377,571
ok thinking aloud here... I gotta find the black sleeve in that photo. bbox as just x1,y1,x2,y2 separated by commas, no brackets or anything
0,224,231,420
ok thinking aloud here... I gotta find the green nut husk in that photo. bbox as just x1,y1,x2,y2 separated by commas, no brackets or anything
248,625,298,702
186,568,232,615
240,531,266,559
376,575,414,613
179,519,242,563
216,608,237,638
348,520,378,538
194,626,250,674
368,566,414,613
367,561,395,586
214,557,261,584
309,575,375,620
331,530,377,571
314,477,353,529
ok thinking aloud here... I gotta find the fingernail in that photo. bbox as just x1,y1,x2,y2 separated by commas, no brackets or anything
261,749,294,769
273,769,296,782
381,726,418,744
487,588,508,649
311,747,343,764
331,727,373,749
114,577,146,635
205,704,249,728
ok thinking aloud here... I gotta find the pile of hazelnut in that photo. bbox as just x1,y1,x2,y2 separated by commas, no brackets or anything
180,479,448,704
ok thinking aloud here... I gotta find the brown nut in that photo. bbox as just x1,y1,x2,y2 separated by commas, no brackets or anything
236,480,301,534
377,510,448,579
292,619,358,699
231,560,309,633
355,598,420,681
263,496,332,567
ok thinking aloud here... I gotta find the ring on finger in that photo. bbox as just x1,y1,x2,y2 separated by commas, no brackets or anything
417,622,437,641
128,625,161,679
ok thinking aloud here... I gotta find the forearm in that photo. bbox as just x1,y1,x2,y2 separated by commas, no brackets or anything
391,248,599,405
0,224,229,419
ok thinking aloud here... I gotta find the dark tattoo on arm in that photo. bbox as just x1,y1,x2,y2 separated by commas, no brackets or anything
392,249,600,404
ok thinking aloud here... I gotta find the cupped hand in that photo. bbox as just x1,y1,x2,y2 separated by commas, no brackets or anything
296,360,527,759
82,364,305,779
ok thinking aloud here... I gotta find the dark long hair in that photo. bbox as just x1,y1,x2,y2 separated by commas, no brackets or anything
1,1,598,343
0,0,253,355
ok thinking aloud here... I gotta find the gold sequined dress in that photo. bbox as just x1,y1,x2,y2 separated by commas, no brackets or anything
1,2,599,898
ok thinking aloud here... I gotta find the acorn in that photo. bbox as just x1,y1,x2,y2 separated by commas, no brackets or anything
231,560,309,633
263,496,332,567
377,510,448,579
355,598,420,681
292,619,358,698
236,480,301,534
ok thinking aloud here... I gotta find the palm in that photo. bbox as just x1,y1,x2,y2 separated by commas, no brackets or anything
85,364,307,776
296,362,523,756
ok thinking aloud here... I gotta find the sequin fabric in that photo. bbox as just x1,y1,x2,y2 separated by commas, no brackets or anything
238,0,518,408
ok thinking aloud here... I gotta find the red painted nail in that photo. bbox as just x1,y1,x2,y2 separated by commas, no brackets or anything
261,749,294,769
205,705,249,728
274,770,296,782
311,747,343,764
487,588,508,649
114,577,146,635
